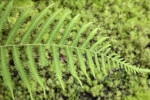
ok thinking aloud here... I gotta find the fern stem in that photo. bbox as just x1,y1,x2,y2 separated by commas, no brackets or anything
0,43,96,53
1,43,150,73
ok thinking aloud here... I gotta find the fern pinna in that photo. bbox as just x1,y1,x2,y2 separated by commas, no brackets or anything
0,2,150,100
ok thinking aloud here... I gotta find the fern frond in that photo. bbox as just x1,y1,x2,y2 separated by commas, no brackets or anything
12,46,33,100
25,45,46,96
20,4,54,44
33,9,62,44
46,11,71,44
38,45,48,67
86,50,96,78
51,46,65,90
1,3,150,99
65,47,83,87
58,14,80,45
0,47,15,100
6,10,29,45
0,1,12,39
71,22,92,46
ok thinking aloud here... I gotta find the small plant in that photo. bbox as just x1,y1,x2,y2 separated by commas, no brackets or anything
0,1,150,100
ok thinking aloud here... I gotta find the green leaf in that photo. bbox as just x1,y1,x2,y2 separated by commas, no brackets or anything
71,22,92,46
0,47,15,100
12,46,33,100
58,14,80,45
6,10,29,45
94,53,100,72
51,46,65,90
46,12,71,44
38,45,48,67
90,37,109,50
21,4,54,44
86,50,95,78
65,47,83,87
76,48,89,79
33,9,62,44
26,45,46,96
0,1,12,39
80,28,98,48
101,54,107,75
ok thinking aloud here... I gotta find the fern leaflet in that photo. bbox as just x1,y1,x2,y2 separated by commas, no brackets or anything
86,50,96,78
6,10,29,45
0,47,15,100
12,46,33,100
71,22,92,46
38,45,48,67
51,46,65,90
46,11,71,44
0,1,12,39
58,14,80,45
33,9,62,44
76,48,90,79
20,4,54,44
65,47,83,87
80,28,98,48
26,45,46,96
